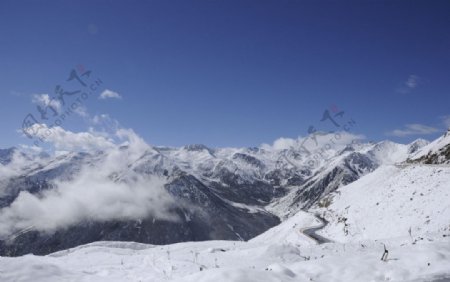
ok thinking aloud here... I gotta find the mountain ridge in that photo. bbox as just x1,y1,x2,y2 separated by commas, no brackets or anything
0,131,443,256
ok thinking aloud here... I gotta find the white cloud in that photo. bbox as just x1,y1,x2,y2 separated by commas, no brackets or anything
2,125,177,237
32,94,62,112
0,150,29,183
117,128,150,150
387,124,439,137
99,89,122,100
0,154,177,237
18,144,44,154
23,124,116,152
92,114,120,130
21,120,153,156
270,137,297,150
92,114,107,124
74,105,89,118
0,147,49,189
397,75,420,94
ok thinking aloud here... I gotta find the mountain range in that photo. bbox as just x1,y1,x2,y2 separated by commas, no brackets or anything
0,130,448,256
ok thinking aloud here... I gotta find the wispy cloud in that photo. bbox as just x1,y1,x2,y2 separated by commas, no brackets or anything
440,115,450,130
92,114,120,132
32,93,62,112
397,74,420,94
261,132,366,151
99,89,122,100
405,75,419,88
387,123,439,137
74,105,89,118
10,90,26,97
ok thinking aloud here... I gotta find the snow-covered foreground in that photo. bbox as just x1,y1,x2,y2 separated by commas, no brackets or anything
0,234,449,281
1,212,449,282
1,164,449,282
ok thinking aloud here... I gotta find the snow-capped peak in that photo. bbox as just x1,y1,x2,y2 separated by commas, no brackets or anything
409,131,450,164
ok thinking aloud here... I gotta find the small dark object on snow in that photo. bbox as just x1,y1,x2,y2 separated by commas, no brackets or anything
381,244,389,262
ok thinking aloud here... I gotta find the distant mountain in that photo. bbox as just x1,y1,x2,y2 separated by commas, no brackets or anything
407,130,450,164
0,132,432,256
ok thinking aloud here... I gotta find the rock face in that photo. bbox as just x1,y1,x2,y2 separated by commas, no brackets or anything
416,144,450,164
407,132,450,165
0,133,432,256
291,152,378,210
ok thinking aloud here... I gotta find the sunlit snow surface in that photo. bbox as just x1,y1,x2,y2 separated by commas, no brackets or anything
0,232,449,281
312,165,450,242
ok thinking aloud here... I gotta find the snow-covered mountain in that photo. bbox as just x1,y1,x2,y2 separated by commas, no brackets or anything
0,131,449,281
407,129,450,165
0,132,436,256
0,178,449,282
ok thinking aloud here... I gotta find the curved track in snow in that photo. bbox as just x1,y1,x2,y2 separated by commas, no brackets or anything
300,214,332,244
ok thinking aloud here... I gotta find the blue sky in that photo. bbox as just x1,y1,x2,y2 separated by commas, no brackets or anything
1,0,450,149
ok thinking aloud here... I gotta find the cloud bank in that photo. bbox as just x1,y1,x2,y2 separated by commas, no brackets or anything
1,125,177,238
0,167,175,238
25,123,116,152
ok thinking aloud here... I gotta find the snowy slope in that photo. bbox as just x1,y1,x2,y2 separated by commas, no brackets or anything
250,210,318,245
367,141,411,165
311,165,450,242
0,227,449,281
